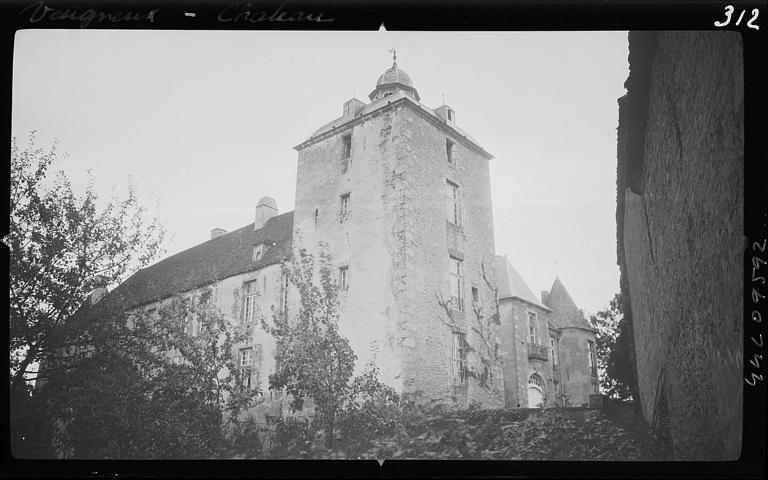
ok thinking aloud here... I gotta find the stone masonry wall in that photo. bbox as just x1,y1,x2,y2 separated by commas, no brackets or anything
557,328,597,407
294,100,500,406
293,107,402,389
135,262,290,421
617,31,743,460
499,299,554,407
395,106,501,407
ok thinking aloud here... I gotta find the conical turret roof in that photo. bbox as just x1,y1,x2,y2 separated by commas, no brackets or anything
543,277,595,331
494,256,550,311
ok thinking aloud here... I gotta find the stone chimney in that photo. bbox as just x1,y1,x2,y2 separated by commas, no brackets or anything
254,196,278,231
541,290,549,305
89,287,108,305
89,275,110,305
210,228,227,239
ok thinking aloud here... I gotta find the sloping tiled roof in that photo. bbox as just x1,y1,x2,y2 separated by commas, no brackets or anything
494,255,550,311
543,277,595,331
108,211,294,309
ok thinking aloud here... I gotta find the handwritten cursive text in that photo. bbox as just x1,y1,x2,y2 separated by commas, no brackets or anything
19,0,158,28
218,2,334,23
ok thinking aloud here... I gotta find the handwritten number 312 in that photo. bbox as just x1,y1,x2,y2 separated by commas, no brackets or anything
715,5,760,29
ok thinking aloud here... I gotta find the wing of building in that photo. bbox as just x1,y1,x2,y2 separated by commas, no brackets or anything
495,256,597,408
86,58,599,411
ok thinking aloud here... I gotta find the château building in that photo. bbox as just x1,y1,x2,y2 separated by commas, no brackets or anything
98,55,597,413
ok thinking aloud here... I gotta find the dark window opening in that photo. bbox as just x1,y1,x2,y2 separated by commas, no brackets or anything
340,193,350,217
342,133,351,159
339,266,349,290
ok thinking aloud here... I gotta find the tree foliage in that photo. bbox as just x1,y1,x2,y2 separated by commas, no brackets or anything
590,292,637,401
228,403,653,460
6,132,165,388
20,291,254,458
260,248,395,449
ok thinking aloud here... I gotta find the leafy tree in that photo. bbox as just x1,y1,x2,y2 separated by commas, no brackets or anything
32,290,254,458
6,132,165,389
260,248,394,450
590,292,637,401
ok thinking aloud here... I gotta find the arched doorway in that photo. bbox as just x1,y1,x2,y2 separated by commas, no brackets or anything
527,373,545,407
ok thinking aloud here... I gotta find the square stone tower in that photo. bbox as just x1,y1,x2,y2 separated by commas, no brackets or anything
293,57,499,405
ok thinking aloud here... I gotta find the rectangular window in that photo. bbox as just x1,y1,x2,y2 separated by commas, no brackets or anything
314,208,319,225
446,181,460,226
342,133,352,159
528,312,539,345
253,243,264,262
446,139,455,164
449,256,464,311
243,280,258,324
339,266,349,291
239,347,253,388
240,347,252,368
471,286,479,304
452,332,467,386
183,306,195,337
587,340,597,377
447,108,454,122
279,272,289,315
340,193,350,217
550,337,558,369
240,368,252,389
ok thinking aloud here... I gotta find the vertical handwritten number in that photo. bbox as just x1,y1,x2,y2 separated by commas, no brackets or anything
749,354,762,368
735,9,746,25
752,288,766,303
752,334,764,347
753,256,767,269
747,9,760,29
715,5,735,26
745,372,764,386
754,239,767,252
753,310,763,323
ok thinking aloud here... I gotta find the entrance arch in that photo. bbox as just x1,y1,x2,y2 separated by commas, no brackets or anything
527,373,545,407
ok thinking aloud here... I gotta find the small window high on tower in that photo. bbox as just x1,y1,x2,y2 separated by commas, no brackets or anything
342,133,352,159
340,193,350,218
446,139,455,164
446,181,460,226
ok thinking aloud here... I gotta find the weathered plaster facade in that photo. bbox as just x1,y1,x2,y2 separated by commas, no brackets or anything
617,31,743,460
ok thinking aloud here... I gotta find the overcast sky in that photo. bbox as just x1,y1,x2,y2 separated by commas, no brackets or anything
12,29,628,315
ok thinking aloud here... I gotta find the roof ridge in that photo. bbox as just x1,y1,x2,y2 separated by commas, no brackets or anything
147,210,294,270
110,211,295,310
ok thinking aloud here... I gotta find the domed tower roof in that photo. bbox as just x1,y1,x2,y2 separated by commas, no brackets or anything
376,65,415,88
369,50,421,102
